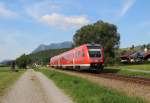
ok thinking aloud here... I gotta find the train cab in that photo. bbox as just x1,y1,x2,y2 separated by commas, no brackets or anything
86,44,104,71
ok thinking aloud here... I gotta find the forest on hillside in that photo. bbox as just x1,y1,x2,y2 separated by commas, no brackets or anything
29,48,71,65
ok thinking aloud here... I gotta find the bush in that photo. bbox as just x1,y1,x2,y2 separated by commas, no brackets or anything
16,54,32,69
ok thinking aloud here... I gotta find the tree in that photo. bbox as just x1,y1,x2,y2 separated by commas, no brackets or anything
29,48,70,65
73,20,120,64
16,54,32,69
147,43,150,49
131,45,135,50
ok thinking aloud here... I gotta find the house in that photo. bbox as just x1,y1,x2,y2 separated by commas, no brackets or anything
120,50,150,63
144,50,150,61
120,51,133,63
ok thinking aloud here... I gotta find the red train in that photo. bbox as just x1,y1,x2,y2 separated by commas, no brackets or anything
50,44,104,72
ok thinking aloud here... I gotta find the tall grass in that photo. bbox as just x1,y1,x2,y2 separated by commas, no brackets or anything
39,69,147,103
104,68,150,78
0,67,25,96
111,64,150,71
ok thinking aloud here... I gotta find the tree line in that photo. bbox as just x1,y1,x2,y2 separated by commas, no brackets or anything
16,48,70,68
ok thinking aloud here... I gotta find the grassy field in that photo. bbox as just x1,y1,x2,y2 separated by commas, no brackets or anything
105,64,150,78
110,64,150,71
0,67,25,96
103,68,150,78
39,68,147,103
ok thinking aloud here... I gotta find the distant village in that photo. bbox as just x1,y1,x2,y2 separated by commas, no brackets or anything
120,45,150,63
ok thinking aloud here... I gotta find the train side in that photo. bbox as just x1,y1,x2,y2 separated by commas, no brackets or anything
50,44,104,71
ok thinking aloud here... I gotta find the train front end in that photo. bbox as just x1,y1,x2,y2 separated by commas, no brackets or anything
87,44,104,71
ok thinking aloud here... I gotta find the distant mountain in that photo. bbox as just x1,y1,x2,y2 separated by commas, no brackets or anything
0,60,13,65
33,41,72,53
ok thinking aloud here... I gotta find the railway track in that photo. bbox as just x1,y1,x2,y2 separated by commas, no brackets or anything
93,73,150,86
63,69,150,86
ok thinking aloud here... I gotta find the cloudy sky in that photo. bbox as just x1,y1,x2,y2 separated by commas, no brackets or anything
0,0,150,61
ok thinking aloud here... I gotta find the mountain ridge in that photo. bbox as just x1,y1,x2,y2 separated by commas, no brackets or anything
32,41,72,53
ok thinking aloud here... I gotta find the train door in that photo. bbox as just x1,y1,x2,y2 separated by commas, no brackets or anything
73,50,75,69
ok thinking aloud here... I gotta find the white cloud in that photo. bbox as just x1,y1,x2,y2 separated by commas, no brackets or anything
22,0,61,19
40,13,90,28
21,0,90,28
118,0,136,17
0,3,18,17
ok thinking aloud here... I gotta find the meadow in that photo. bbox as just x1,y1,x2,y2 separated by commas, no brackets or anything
105,64,150,78
39,68,147,103
112,64,150,71
0,67,25,96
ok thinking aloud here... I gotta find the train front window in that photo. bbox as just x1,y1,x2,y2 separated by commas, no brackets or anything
88,49,101,57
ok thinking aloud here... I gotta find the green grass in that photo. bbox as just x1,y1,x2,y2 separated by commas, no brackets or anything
111,64,150,71
103,68,150,78
39,68,147,103
118,69,150,77
0,67,25,96
106,64,150,78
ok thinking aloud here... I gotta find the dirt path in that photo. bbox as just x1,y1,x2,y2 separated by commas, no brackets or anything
126,69,150,73
0,69,73,103
54,69,150,102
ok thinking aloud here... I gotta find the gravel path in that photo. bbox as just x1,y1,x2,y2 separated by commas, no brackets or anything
54,69,150,102
126,69,150,73
0,69,73,103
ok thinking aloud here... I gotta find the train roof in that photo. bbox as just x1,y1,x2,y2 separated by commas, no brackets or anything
86,43,102,47
51,43,102,59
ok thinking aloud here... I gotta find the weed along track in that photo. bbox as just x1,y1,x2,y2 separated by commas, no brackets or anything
91,73,150,86
40,69,149,103
63,69,150,86
52,68,150,102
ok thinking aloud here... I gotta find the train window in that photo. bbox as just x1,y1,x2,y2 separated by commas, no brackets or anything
88,49,101,57
82,49,84,57
78,51,80,57
75,51,81,58
75,52,78,58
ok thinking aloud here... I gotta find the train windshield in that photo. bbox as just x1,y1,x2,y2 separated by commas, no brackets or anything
88,49,101,57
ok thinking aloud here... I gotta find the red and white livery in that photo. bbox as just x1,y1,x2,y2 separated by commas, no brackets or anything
50,44,104,71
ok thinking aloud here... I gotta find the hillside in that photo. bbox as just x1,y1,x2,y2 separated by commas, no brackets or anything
33,41,72,53
29,48,71,64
